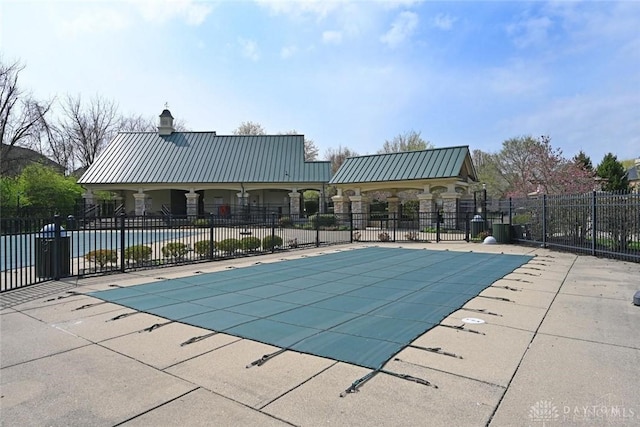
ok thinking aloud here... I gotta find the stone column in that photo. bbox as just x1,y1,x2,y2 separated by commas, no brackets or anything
185,191,199,217
331,194,349,225
417,193,435,230
288,191,301,217
387,196,400,224
133,191,147,216
350,195,370,230
441,192,461,229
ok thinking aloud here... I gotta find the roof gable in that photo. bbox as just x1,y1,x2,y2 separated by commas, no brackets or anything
329,146,477,185
79,132,331,184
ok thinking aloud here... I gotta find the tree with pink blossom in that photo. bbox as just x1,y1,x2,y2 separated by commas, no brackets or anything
498,135,596,198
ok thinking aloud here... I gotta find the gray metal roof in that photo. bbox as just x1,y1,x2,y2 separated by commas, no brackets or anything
329,146,476,184
79,132,331,184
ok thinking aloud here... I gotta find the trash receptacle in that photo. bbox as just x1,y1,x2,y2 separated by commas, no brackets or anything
35,224,71,278
492,223,512,244
470,215,485,238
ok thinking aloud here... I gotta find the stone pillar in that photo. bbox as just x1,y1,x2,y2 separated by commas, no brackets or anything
387,196,400,223
417,193,435,230
185,191,199,217
133,191,147,216
350,195,370,230
441,192,461,229
288,191,301,217
331,194,349,225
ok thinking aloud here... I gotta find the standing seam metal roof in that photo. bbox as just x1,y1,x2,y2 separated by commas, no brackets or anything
78,132,331,184
329,146,475,184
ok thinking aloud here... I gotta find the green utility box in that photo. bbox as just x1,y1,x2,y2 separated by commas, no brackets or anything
492,223,512,244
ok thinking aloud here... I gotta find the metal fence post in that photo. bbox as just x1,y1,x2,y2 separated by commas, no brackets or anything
53,214,61,280
209,212,215,260
271,212,276,253
350,213,354,243
591,191,597,256
315,211,320,247
436,212,441,243
465,212,470,242
509,198,513,225
392,212,397,242
542,195,547,248
120,212,126,272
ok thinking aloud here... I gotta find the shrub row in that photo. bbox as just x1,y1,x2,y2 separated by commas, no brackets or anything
85,235,286,266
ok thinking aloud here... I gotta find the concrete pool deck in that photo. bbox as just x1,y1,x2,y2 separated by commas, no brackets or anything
1,242,639,426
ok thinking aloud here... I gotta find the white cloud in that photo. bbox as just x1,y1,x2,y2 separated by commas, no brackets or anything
433,13,456,31
487,61,549,96
380,11,418,48
322,30,343,44
255,0,345,20
280,45,298,59
507,15,553,49
238,38,260,61
499,93,640,161
58,7,130,38
135,0,213,26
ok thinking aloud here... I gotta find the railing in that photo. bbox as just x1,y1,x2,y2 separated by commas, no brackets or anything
509,191,640,262
1,211,485,293
4,199,636,293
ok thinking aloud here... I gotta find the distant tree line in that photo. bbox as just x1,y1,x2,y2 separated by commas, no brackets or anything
472,136,632,200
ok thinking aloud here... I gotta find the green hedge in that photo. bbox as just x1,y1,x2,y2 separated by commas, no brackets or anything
85,249,117,267
218,238,240,254
194,240,214,256
262,235,283,249
161,242,189,260
124,245,152,263
240,236,261,251
309,214,336,228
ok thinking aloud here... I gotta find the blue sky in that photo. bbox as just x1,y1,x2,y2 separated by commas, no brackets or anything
2,0,639,164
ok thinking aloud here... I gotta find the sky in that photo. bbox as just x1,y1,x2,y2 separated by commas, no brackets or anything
2,0,639,164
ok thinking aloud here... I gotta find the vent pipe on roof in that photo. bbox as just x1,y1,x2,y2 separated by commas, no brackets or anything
158,106,175,136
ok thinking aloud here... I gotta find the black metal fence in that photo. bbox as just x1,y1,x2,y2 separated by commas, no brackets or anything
4,193,636,293
509,191,640,262
1,211,491,292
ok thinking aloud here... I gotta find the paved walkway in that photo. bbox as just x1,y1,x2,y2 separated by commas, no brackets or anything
1,243,639,426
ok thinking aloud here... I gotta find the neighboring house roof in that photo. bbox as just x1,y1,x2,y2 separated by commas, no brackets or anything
626,163,639,182
329,145,477,185
78,132,331,185
0,144,64,177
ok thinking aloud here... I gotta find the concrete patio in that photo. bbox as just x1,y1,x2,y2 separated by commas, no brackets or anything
1,242,639,426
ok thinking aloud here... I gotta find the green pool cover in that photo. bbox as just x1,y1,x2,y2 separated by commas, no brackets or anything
89,247,532,369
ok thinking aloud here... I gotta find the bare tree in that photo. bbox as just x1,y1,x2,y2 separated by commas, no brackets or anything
281,129,319,161
1,58,53,174
378,130,432,154
119,113,189,132
58,94,119,169
233,121,265,135
325,145,358,175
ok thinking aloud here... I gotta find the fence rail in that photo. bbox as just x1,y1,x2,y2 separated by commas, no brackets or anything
3,193,638,293
509,191,640,262
1,211,491,292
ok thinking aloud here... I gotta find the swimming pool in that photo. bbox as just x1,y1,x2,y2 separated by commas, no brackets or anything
1,229,197,271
